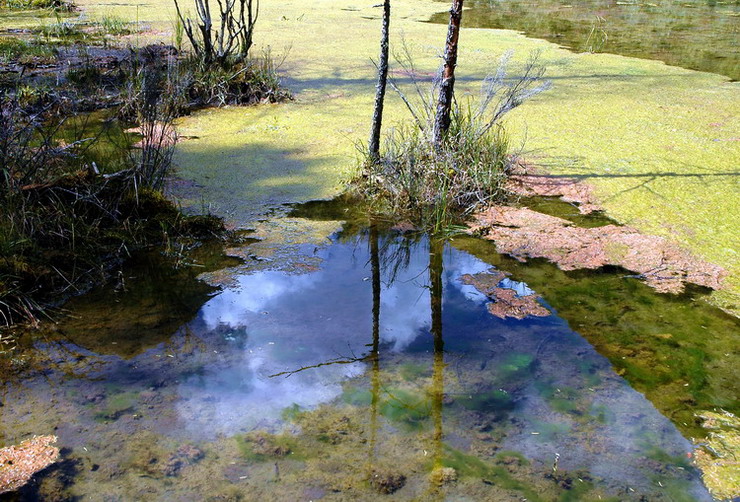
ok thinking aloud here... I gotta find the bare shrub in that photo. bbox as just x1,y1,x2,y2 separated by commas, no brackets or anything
173,0,259,66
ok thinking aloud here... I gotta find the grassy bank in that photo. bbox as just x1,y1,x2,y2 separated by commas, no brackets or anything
0,0,292,328
0,92,226,328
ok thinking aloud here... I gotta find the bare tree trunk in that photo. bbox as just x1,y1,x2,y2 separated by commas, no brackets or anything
196,0,214,65
368,0,391,162
433,0,464,148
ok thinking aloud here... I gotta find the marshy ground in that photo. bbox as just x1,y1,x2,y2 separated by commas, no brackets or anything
1,0,738,499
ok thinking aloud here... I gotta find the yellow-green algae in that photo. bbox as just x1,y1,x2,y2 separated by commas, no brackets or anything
694,410,740,500
69,0,740,314
0,7,68,31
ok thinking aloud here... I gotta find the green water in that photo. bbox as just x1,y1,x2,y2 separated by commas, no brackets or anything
429,0,740,80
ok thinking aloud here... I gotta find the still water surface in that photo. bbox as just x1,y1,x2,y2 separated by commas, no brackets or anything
2,210,732,500
429,0,740,80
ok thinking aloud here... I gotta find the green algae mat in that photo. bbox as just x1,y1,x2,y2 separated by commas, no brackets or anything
65,0,739,315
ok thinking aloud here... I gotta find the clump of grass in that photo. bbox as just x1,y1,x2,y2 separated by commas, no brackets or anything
65,63,102,89
0,82,219,328
117,45,290,118
0,38,56,65
36,14,85,43
172,17,184,52
97,15,136,36
168,0,290,106
182,47,292,107
353,49,550,232
361,108,511,232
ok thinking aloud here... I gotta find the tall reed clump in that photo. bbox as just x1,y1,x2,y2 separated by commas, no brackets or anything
120,48,183,190
354,50,551,232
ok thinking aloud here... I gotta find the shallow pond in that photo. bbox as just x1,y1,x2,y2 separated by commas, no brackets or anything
429,0,740,80
2,201,737,501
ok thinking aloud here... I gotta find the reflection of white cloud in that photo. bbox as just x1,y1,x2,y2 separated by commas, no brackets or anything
445,250,492,305
199,239,512,354
178,236,538,435
499,278,536,297
200,271,322,329
378,246,430,351
176,351,364,438
378,244,501,351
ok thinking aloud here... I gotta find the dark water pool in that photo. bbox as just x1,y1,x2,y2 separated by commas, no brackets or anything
429,0,740,80
3,205,736,500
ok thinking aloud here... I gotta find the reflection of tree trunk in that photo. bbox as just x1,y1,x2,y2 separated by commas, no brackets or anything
429,238,445,469
433,0,464,147
368,0,391,161
369,225,381,465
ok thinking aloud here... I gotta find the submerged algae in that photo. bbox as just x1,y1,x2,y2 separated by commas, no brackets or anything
452,234,740,441
0,218,720,500
53,242,240,359
694,411,740,500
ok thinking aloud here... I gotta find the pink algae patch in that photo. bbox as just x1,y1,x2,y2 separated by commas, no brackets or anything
469,206,726,294
460,270,551,320
506,168,603,215
0,435,60,494
127,123,179,149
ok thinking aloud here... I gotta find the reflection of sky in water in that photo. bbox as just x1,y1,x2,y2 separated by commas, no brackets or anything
178,240,494,435
199,243,491,351
3,232,710,499
173,234,709,499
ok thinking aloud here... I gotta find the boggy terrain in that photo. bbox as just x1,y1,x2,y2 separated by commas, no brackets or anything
1,0,738,499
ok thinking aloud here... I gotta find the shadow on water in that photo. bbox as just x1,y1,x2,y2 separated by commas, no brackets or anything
45,241,242,358
0,197,735,500
428,0,740,81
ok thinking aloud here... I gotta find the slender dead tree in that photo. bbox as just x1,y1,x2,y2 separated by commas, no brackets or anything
433,0,464,147
368,0,391,162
